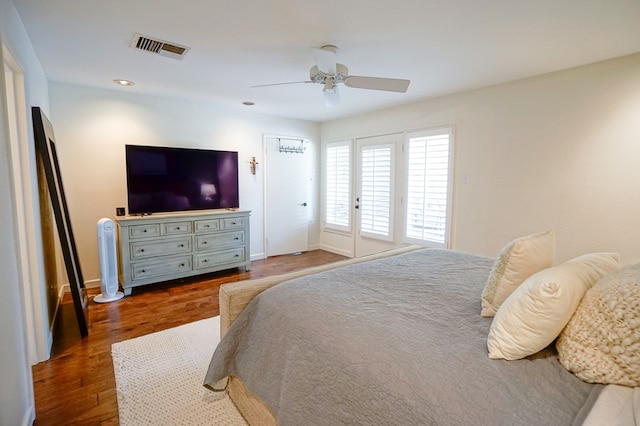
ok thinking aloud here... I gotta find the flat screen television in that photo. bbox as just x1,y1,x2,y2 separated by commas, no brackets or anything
125,144,239,215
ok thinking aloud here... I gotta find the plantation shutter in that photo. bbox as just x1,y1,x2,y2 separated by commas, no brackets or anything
360,144,393,240
325,141,351,231
405,129,452,246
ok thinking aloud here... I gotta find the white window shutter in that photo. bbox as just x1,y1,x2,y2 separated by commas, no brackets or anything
325,141,351,231
406,130,452,246
360,144,393,240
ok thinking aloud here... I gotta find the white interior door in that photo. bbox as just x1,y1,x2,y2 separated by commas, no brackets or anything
354,134,403,257
265,136,309,256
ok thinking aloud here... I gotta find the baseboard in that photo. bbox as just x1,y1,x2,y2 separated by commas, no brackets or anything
250,253,266,261
317,244,353,258
21,404,35,426
59,278,104,293
49,284,69,353
83,278,101,289
38,284,69,361
59,283,70,296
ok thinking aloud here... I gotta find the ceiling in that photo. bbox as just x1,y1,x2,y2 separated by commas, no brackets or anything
11,0,640,123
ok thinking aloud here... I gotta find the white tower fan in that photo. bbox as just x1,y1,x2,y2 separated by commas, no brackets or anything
94,218,124,303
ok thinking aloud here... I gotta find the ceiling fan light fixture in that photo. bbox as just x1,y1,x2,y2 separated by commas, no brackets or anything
323,78,340,107
323,78,337,94
113,79,134,87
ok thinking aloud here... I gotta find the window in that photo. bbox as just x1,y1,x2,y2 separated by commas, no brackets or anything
360,143,394,240
405,128,453,247
324,140,351,232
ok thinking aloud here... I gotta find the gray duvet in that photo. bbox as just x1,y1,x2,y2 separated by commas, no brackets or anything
204,248,602,425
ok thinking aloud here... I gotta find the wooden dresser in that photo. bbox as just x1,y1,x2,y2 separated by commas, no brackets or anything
115,210,250,295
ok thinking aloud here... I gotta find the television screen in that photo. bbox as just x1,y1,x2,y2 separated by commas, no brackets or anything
125,145,239,215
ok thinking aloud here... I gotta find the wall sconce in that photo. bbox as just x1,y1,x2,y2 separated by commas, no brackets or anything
250,156,259,175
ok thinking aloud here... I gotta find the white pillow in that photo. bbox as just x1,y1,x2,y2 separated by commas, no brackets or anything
557,264,640,386
481,230,555,317
487,252,620,360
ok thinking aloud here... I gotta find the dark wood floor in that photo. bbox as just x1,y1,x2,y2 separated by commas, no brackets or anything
32,249,346,425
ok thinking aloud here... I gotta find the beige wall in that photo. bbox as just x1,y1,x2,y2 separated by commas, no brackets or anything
321,53,640,264
49,83,321,286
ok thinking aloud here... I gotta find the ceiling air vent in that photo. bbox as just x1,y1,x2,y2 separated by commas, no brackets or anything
130,33,190,60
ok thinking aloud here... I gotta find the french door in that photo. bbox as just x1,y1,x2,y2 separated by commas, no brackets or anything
354,134,403,257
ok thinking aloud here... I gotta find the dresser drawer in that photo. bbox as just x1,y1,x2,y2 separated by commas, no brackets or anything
131,256,192,280
195,248,245,270
195,231,244,251
130,236,192,259
221,216,246,230
163,221,192,235
129,223,161,239
116,210,251,295
194,218,220,233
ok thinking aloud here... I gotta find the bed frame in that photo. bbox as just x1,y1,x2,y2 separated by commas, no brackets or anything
218,245,422,425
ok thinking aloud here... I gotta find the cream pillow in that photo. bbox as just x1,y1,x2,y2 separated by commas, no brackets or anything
557,264,640,386
487,252,620,360
481,230,556,317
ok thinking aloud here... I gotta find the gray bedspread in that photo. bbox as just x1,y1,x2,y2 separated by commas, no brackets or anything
204,248,602,425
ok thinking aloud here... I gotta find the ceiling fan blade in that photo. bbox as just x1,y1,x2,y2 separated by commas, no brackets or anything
312,46,337,75
251,81,311,88
323,84,341,107
344,76,410,93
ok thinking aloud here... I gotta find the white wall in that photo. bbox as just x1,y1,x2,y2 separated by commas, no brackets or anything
321,53,640,264
49,83,321,285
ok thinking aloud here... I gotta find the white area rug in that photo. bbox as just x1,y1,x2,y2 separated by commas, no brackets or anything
112,316,247,425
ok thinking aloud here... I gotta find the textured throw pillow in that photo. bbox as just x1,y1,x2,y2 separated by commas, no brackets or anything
557,264,640,386
481,230,556,317
487,252,620,360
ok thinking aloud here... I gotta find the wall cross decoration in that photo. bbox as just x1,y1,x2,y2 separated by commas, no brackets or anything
250,156,259,175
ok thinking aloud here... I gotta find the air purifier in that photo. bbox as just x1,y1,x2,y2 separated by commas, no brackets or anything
94,218,124,303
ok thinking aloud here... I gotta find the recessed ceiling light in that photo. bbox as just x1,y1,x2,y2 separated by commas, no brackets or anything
113,79,134,87
242,101,255,106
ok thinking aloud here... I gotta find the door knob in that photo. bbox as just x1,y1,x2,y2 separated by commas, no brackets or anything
301,202,308,206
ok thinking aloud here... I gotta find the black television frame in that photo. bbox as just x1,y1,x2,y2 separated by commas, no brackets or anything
124,144,240,215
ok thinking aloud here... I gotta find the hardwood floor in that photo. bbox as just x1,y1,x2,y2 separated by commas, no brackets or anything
32,249,346,425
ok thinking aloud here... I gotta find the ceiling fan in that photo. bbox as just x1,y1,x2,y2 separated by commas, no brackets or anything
252,45,410,107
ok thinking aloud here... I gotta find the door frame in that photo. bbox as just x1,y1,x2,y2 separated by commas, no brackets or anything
3,44,51,364
354,133,405,257
262,134,311,257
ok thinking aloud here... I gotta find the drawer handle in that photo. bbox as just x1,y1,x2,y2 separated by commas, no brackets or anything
234,237,239,240
176,227,180,230
205,225,210,228
180,263,185,267
203,241,207,245
203,259,208,263
231,222,237,225
234,254,239,257
179,244,184,248
140,249,145,253
141,269,146,273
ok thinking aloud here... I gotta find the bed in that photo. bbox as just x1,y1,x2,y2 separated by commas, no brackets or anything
204,242,639,425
